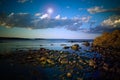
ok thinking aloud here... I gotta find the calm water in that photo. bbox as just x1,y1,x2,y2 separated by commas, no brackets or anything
0,39,101,58
0,39,103,80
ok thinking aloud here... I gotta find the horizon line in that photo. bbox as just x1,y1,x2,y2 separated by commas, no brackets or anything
0,36,94,40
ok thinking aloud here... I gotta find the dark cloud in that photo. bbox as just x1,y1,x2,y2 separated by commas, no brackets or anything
0,13,33,28
87,6,120,14
85,15,120,33
0,12,91,31
1,12,120,33
17,0,32,3
88,25,120,33
66,22,83,31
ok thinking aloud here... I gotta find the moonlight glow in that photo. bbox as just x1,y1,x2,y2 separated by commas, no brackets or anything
0,0,120,39
47,8,53,14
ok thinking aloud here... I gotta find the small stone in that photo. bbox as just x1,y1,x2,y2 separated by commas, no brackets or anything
40,57,46,61
77,77,83,80
66,72,72,78
60,58,68,64
47,59,55,65
89,59,96,67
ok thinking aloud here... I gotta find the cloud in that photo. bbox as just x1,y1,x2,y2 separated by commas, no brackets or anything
81,16,91,22
0,13,32,28
40,13,49,19
85,15,120,33
88,25,120,33
34,13,41,17
55,15,68,20
61,17,67,20
87,6,120,14
2,12,119,33
101,15,120,27
66,6,70,9
87,6,106,14
0,12,91,31
55,15,60,19
18,0,32,3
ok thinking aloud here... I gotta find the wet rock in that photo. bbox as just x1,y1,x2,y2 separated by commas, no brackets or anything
60,58,68,64
77,77,83,80
71,44,79,51
40,45,43,46
27,56,32,59
63,46,70,49
103,63,109,71
66,72,72,78
46,59,55,65
82,41,90,46
89,59,96,68
39,57,47,61
50,44,54,46
60,44,66,46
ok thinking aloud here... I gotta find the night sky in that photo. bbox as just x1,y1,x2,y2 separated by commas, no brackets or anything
0,0,120,39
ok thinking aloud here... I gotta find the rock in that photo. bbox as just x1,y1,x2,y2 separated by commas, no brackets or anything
60,58,68,64
60,44,66,46
89,59,96,68
40,45,43,46
27,56,32,59
103,63,109,71
63,46,70,49
71,44,79,51
66,72,72,78
46,59,55,65
39,57,47,66
77,78,83,80
82,41,90,46
50,44,54,46
39,57,47,61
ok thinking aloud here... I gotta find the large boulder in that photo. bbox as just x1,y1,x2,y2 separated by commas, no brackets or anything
71,44,79,51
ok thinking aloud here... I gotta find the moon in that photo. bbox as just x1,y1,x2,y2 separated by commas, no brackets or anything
47,8,53,14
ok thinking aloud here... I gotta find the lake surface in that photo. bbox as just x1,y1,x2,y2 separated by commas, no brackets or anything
0,39,101,58
0,39,104,80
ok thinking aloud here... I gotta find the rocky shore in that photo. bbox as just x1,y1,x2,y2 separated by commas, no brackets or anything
0,48,91,80
0,45,119,80
0,30,120,80
91,30,120,80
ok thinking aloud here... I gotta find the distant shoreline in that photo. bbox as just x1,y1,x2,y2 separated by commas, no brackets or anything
0,37,94,40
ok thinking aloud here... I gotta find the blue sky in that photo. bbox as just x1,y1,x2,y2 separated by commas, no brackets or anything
0,0,120,39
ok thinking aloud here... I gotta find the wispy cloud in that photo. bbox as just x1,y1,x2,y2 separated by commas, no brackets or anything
87,6,120,14
78,8,83,11
17,0,32,3
66,6,70,9
34,13,41,17
81,16,91,22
